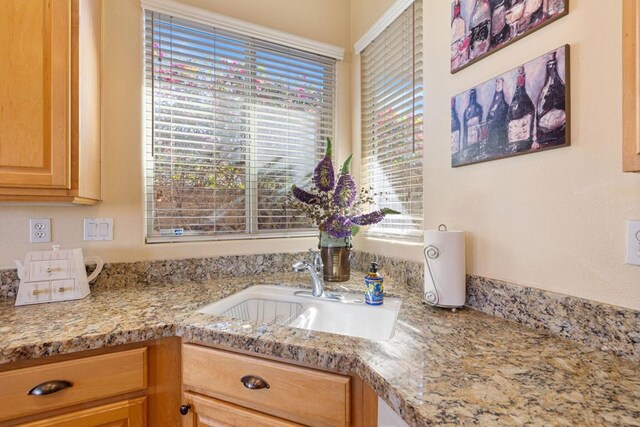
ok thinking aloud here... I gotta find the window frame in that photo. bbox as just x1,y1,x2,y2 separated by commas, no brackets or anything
142,1,344,243
356,0,424,241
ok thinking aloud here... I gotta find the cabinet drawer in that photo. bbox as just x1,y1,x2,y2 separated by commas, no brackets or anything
182,344,350,427
50,279,77,301
184,391,301,427
29,260,72,281
20,282,52,303
0,348,147,421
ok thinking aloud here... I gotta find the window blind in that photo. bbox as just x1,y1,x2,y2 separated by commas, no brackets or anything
144,11,336,241
361,0,423,238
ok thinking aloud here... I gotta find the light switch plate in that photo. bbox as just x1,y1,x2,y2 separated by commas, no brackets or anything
625,220,640,266
30,218,51,243
84,218,113,241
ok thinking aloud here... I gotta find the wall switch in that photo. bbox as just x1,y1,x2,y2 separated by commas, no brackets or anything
84,218,113,241
625,220,640,266
30,218,51,243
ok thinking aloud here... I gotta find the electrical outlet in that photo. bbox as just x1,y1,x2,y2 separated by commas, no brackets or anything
30,218,51,243
625,220,640,266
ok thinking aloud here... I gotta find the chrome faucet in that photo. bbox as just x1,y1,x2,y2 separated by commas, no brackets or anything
292,250,342,300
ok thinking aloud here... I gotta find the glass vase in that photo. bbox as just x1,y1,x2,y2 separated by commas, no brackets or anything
319,231,352,282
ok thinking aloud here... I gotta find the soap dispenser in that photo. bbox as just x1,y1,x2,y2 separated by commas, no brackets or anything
364,262,384,305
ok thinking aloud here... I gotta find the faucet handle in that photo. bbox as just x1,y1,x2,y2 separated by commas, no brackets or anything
308,249,323,270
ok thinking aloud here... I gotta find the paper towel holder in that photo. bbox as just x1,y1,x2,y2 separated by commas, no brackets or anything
424,244,445,308
423,224,462,312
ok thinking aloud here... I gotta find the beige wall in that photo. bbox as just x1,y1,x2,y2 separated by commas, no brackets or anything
352,0,640,310
2,0,639,311
0,0,351,268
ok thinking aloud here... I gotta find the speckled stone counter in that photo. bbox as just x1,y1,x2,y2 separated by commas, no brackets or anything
0,273,638,426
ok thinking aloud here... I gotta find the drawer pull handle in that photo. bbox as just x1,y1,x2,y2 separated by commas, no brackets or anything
179,404,191,415
241,375,270,390
28,380,73,396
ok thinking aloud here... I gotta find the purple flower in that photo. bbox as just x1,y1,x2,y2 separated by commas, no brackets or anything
313,138,334,192
350,208,399,226
332,174,356,208
323,214,353,238
350,211,384,226
291,185,320,205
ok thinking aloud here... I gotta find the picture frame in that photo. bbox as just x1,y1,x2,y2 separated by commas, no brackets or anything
451,0,569,73
451,45,570,167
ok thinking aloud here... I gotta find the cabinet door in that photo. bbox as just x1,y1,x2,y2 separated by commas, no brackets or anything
19,397,147,427
623,0,640,172
182,392,301,427
0,0,71,188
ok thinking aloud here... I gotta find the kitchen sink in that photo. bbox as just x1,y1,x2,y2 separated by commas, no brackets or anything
197,285,402,341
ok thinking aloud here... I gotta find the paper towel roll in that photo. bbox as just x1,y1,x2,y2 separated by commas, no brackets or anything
423,227,466,308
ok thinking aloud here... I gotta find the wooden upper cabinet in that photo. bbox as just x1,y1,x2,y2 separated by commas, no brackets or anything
623,0,640,172
0,0,70,189
0,0,101,204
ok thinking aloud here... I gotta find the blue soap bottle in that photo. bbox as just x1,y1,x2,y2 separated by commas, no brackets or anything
364,262,384,305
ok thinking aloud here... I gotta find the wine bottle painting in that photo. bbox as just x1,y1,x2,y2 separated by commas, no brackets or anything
451,45,569,167
451,0,568,73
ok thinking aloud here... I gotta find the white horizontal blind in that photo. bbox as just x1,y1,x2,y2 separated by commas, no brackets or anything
144,11,335,241
361,0,423,238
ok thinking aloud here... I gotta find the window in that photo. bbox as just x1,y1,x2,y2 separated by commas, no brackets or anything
144,10,337,241
360,0,423,238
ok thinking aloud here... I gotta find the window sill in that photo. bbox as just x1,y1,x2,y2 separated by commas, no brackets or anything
146,230,317,244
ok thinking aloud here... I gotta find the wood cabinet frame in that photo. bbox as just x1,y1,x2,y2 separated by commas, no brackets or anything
623,0,640,172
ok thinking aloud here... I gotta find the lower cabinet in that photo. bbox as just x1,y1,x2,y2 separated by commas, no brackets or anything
182,392,300,427
180,343,377,427
19,397,147,427
0,339,378,426
0,338,181,427
0,348,147,424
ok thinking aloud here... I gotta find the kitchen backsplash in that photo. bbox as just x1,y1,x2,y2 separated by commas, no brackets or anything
1,251,638,361
350,251,424,290
0,268,19,301
0,251,421,299
466,275,640,361
0,252,311,299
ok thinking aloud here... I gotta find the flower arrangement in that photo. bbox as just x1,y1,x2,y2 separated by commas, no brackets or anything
288,138,399,239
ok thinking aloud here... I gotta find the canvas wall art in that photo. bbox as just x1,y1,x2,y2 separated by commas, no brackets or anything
451,0,568,73
451,45,569,167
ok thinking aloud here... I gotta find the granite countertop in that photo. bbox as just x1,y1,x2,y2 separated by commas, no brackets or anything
0,273,638,426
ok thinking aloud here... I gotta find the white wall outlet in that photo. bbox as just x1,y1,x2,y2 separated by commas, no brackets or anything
30,218,51,243
84,218,113,241
625,220,640,266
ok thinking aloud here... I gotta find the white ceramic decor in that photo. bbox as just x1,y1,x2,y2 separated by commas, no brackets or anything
14,246,103,306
